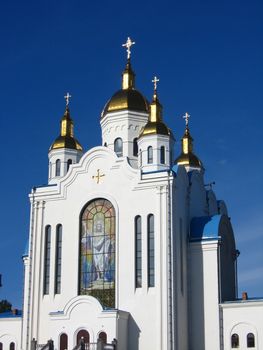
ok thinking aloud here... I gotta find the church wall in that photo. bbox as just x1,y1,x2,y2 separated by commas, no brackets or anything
25,148,175,350
0,317,22,350
172,168,189,350
189,171,208,220
189,240,221,350
221,300,263,350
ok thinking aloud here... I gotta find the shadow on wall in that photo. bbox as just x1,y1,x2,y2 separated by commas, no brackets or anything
128,315,141,350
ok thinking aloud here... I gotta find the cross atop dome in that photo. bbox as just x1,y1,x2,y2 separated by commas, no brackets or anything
152,76,159,92
122,37,135,60
183,112,190,126
64,92,72,107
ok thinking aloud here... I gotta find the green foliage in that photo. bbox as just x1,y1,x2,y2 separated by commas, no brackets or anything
0,299,12,313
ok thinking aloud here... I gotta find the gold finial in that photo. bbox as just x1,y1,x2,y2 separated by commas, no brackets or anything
152,76,159,92
122,37,135,60
64,92,72,107
183,112,190,126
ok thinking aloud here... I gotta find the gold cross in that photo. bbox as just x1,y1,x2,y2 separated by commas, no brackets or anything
152,76,160,91
64,92,72,106
122,37,135,59
92,169,105,184
183,112,190,126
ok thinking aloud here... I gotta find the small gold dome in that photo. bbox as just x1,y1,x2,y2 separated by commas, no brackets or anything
139,90,170,137
175,125,202,168
101,59,149,118
49,106,83,152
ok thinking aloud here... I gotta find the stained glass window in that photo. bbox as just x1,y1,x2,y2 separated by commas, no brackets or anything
80,199,115,308
135,216,142,288
55,224,62,294
43,225,51,295
148,214,155,287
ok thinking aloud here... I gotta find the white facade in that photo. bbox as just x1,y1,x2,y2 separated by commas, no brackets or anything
0,57,262,350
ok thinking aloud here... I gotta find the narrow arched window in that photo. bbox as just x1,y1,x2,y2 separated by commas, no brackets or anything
98,332,107,344
55,159,61,176
77,330,90,346
60,333,68,350
147,214,155,287
0,343,3,350
160,146,165,164
133,138,138,156
114,138,123,157
135,216,142,288
55,224,62,294
67,159,72,171
43,225,51,295
104,142,107,147
247,333,255,347
147,146,153,164
80,199,115,308
231,334,239,348
10,342,15,350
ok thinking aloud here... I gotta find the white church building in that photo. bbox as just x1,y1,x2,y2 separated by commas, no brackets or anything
0,38,262,350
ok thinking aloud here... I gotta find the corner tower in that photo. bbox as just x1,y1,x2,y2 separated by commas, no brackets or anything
138,77,175,172
48,93,83,183
100,38,149,167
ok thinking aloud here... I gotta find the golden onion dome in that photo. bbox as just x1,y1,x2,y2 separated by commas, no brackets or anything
139,88,170,137
174,124,202,168
49,106,83,152
101,59,149,118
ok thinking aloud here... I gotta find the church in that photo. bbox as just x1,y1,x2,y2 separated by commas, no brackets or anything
0,38,262,350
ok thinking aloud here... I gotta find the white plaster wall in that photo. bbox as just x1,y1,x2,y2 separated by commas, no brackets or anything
25,146,175,350
189,241,221,350
0,317,22,350
221,300,263,350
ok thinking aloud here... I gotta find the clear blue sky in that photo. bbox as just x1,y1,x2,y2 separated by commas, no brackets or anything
0,0,262,308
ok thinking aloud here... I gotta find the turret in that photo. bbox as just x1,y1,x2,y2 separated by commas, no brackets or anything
100,37,149,167
174,112,203,172
138,77,174,172
48,93,83,183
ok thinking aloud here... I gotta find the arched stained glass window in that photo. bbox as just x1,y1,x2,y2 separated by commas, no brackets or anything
55,159,61,176
231,333,239,348
60,333,68,350
80,199,115,308
147,146,153,164
247,333,255,347
43,225,51,295
114,138,123,157
55,224,62,294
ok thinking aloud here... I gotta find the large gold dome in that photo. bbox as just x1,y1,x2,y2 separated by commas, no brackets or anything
101,89,149,118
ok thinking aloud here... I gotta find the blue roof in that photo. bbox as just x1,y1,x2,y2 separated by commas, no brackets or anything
190,215,222,242
0,310,22,318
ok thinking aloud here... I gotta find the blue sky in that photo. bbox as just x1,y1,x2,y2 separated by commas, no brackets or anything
0,0,262,308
